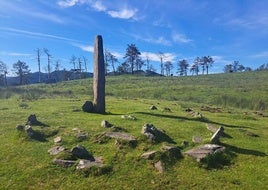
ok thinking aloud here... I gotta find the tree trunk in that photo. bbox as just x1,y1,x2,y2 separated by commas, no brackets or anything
93,35,106,114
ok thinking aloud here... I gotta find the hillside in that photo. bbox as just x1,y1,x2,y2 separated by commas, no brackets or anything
0,71,267,189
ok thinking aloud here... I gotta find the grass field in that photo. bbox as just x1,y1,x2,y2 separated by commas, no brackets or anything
0,71,267,189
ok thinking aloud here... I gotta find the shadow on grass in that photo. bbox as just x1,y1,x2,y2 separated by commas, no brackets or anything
133,112,252,129
220,142,267,157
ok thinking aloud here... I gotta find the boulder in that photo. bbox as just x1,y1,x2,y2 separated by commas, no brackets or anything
71,145,94,161
82,101,94,113
184,144,225,162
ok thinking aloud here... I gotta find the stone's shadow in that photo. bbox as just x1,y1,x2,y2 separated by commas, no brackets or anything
132,112,252,129
222,132,232,139
154,130,176,144
29,131,48,142
220,142,267,157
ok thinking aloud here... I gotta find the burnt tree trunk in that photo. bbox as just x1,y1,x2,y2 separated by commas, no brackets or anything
93,35,106,113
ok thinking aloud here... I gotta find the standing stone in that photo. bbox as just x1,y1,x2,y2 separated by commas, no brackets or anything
210,126,224,143
93,35,105,114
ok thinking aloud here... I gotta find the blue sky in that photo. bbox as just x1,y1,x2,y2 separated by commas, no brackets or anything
0,0,268,75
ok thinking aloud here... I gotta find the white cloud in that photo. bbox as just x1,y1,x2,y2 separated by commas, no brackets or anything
251,51,268,58
73,44,94,52
141,52,176,62
0,27,81,43
91,1,106,11
0,51,33,57
172,33,192,44
108,8,137,19
57,0,80,7
144,36,171,46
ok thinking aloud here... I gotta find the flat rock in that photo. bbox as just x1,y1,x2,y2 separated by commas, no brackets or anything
121,115,137,120
105,132,136,141
141,151,157,160
53,159,76,167
48,146,66,155
184,144,225,162
76,159,104,170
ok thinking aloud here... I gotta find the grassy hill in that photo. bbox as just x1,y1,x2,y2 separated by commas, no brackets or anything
0,71,267,189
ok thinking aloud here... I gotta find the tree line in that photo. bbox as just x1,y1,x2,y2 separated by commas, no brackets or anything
1,44,267,86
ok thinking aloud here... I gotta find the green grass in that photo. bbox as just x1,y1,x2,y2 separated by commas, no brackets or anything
0,71,267,189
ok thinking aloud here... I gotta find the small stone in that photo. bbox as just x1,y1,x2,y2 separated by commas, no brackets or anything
121,115,137,120
76,159,104,170
48,146,65,155
25,125,34,137
101,120,112,128
150,105,157,110
53,159,76,167
16,124,24,131
154,161,164,173
54,136,62,143
76,133,88,141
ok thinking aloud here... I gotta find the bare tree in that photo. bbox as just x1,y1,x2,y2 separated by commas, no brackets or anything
158,52,166,75
105,49,118,74
203,56,214,74
43,48,52,79
36,48,41,83
70,55,76,70
82,56,88,72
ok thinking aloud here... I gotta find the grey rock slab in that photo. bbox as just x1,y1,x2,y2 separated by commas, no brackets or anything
184,144,225,162
210,126,224,143
53,159,76,167
71,145,94,160
105,132,136,141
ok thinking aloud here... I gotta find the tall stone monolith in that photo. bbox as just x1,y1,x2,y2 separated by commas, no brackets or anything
93,35,105,113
